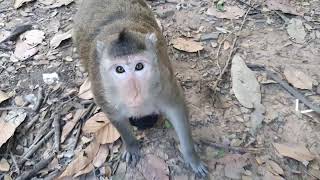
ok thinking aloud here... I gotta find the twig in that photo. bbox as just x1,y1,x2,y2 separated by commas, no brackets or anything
32,87,44,112
212,1,253,93
53,114,61,152
23,114,40,133
33,118,53,144
16,154,55,180
0,106,31,111
265,69,320,113
10,151,20,174
200,140,262,154
72,122,82,150
19,130,54,165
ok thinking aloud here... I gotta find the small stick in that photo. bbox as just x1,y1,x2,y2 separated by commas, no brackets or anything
32,87,44,112
72,122,82,150
33,118,53,144
23,114,40,133
10,151,20,174
16,154,55,180
53,114,61,151
0,106,31,111
265,69,320,113
200,140,261,154
212,1,252,93
20,130,54,165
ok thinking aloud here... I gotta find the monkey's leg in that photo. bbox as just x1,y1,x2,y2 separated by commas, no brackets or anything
163,102,208,177
111,118,140,166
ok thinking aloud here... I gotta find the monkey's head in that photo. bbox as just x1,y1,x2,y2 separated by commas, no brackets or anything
95,29,161,109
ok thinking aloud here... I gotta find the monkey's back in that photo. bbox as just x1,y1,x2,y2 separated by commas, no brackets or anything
73,0,161,69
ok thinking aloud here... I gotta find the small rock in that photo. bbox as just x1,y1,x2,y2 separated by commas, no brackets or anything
211,42,218,48
43,72,59,85
200,32,220,41
0,158,10,172
64,56,73,62
156,8,174,18
14,96,26,106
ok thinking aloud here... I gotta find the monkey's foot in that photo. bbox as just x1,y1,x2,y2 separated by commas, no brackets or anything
121,146,140,167
189,161,208,177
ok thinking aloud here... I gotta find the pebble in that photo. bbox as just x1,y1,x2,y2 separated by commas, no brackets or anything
156,8,174,19
200,32,220,41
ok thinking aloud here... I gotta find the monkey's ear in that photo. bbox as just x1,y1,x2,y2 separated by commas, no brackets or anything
96,40,105,57
145,32,157,49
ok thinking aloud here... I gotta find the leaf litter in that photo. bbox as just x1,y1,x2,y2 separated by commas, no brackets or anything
171,38,203,53
273,143,315,165
283,65,313,90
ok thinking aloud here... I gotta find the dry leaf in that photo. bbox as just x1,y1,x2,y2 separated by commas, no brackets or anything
284,66,313,90
96,122,120,144
231,54,261,108
286,18,306,44
172,38,203,53
59,140,100,178
11,39,38,62
266,160,284,175
74,163,95,177
138,154,169,180
83,112,109,134
23,30,45,46
78,78,94,100
14,0,35,8
263,170,285,180
218,154,250,179
61,109,86,143
50,29,72,49
223,41,231,50
206,6,245,19
92,144,109,168
273,143,315,164
0,158,10,172
0,109,27,148
266,0,302,16
0,91,10,104
48,0,74,8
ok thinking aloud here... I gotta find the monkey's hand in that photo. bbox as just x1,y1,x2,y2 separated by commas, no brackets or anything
186,155,208,177
121,141,141,167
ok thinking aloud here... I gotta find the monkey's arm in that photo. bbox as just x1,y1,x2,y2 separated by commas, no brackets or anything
162,93,208,177
108,114,140,166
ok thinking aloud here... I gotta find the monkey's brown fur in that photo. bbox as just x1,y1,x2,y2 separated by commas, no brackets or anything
73,0,208,176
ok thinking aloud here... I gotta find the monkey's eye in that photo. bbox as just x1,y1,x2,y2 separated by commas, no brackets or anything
135,63,144,71
115,66,125,73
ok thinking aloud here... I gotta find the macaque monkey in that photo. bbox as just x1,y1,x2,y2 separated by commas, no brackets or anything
73,0,208,176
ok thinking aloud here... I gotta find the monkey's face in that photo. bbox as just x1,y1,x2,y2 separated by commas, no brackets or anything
100,51,160,109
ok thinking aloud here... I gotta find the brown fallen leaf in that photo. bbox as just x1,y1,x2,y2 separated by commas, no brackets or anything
0,91,10,104
206,6,246,19
50,29,72,49
78,78,94,100
14,0,35,8
171,38,203,53
96,121,120,144
82,112,109,134
266,160,284,175
223,40,231,50
266,0,302,16
11,30,45,62
263,170,285,180
138,154,169,180
74,163,95,177
48,0,74,8
92,144,109,168
284,66,313,90
0,158,10,172
218,153,250,179
61,109,86,143
273,143,315,164
58,140,100,179
0,109,27,148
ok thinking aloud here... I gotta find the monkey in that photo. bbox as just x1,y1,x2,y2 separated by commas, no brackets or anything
72,0,208,177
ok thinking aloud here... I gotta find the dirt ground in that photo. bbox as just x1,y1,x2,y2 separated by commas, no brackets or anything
0,0,320,180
